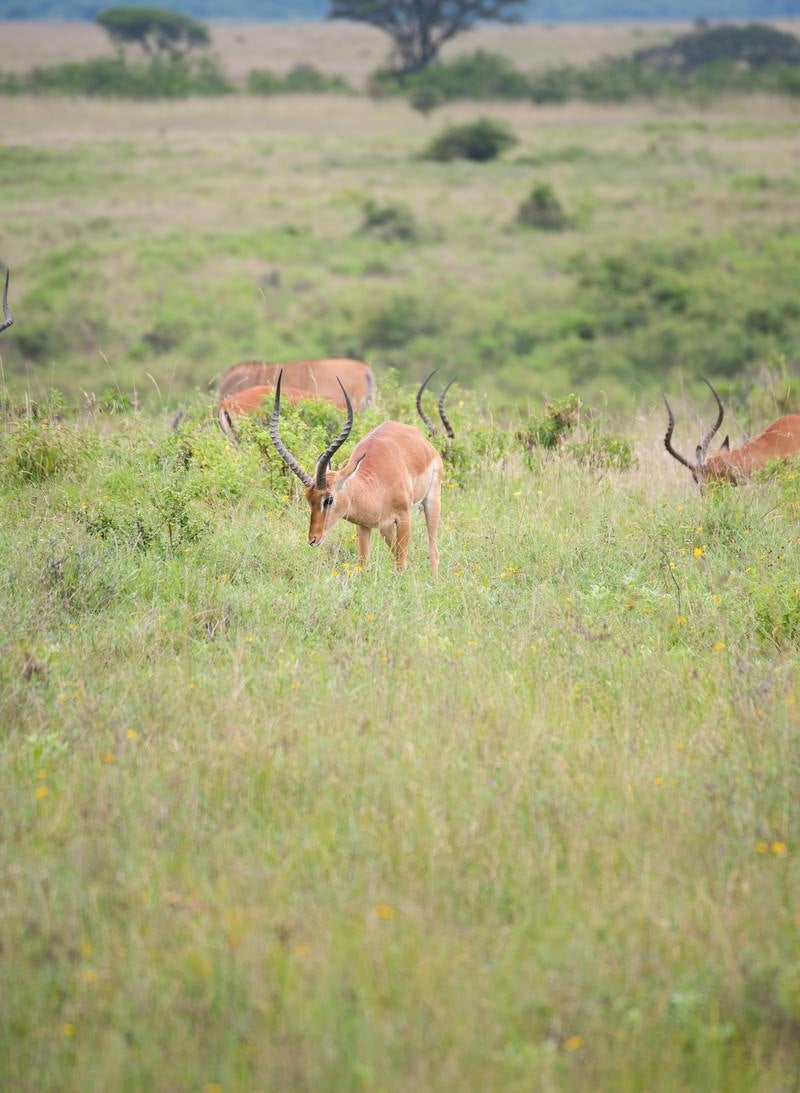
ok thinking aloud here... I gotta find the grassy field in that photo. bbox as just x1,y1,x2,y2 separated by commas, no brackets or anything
1,34,800,1091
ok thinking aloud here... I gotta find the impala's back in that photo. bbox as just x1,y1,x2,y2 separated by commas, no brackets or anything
219,358,374,409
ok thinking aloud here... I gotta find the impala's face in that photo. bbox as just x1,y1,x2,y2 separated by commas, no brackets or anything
305,474,343,546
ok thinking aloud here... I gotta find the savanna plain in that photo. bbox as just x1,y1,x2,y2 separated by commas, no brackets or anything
1,30,800,1091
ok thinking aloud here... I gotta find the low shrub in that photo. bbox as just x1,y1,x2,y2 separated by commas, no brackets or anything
371,51,530,106
0,56,233,98
422,118,517,163
569,429,638,472
516,182,569,230
517,393,581,452
358,199,418,242
246,65,352,95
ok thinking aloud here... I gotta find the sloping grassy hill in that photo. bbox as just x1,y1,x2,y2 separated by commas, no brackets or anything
1,389,798,1090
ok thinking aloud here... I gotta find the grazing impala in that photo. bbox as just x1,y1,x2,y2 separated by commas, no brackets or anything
218,381,334,444
415,368,457,439
664,379,800,486
219,357,375,410
1,268,13,333
269,370,443,575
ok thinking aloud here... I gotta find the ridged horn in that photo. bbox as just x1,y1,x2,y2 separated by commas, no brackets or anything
269,370,313,488
314,378,353,490
0,268,13,333
699,378,724,466
438,376,457,440
662,393,695,472
416,368,439,436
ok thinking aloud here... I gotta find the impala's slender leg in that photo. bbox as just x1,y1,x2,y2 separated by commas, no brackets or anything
422,483,441,578
380,523,395,552
357,525,372,567
393,511,411,571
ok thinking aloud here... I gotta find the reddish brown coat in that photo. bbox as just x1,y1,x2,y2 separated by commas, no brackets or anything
218,358,374,410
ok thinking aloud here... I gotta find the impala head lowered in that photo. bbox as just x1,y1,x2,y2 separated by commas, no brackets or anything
269,369,365,546
1,268,13,333
663,378,727,487
416,368,457,440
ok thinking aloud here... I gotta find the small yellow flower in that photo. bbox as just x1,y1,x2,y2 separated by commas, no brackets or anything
331,570,339,577
693,546,704,558
206,1085,223,1093
712,641,726,652
290,680,300,690
695,525,703,533
744,565,752,573
81,941,92,958
564,1035,582,1051
756,841,769,854
294,944,312,959
83,970,97,984
188,682,196,689
771,841,787,855
62,1023,75,1037
674,741,684,750
366,614,377,622
513,490,522,496
101,753,116,764
375,904,394,920
127,729,139,740
35,786,49,800
676,505,684,512
675,615,687,626
655,777,664,786
467,640,477,648
380,654,389,664
755,708,764,718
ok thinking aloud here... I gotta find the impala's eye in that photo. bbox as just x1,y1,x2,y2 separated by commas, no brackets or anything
322,495,334,509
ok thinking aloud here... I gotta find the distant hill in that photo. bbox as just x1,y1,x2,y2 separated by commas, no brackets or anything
2,1,800,22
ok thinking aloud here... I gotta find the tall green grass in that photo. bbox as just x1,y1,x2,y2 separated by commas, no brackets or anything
1,386,798,1089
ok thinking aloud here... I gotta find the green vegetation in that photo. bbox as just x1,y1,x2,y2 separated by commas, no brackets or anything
358,198,419,242
421,116,518,162
1,375,799,1089
246,64,353,95
0,56,233,97
516,181,570,230
95,6,210,57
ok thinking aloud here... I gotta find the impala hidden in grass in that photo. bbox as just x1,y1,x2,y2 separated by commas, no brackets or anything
663,378,800,487
269,369,443,576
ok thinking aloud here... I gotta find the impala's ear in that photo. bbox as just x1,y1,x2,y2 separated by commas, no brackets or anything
719,435,730,452
334,454,366,492
695,444,704,467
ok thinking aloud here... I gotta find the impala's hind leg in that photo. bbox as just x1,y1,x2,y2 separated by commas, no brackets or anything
393,511,411,571
422,477,441,578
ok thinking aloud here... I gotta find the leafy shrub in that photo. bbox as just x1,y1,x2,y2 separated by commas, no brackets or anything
358,199,418,242
569,429,637,472
517,394,581,451
2,418,97,484
360,294,439,350
246,65,352,95
516,182,569,230
3,56,233,98
422,118,517,163
371,51,530,106
634,23,800,73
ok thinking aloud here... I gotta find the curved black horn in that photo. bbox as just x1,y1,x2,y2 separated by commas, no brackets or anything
0,268,13,333
269,370,313,488
438,376,457,440
416,368,439,436
699,378,724,465
663,393,695,472
315,378,353,490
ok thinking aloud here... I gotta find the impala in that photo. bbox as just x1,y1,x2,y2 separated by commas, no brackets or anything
218,382,333,443
1,268,13,333
269,370,443,575
664,379,800,486
415,368,457,439
219,357,375,410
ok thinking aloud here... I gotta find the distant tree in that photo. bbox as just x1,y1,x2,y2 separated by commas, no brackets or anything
329,0,526,74
96,7,210,58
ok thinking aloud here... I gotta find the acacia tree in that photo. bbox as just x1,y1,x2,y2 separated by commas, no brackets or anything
96,7,209,59
329,0,526,74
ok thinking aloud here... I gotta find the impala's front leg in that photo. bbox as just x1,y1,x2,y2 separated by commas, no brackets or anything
393,511,411,571
357,525,372,567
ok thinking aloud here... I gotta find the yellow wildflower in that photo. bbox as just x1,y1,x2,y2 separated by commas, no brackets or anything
756,842,769,854
693,546,704,558
101,753,116,764
712,641,726,652
82,970,97,984
35,786,49,800
375,904,394,919
62,1023,75,1037
676,615,687,626
564,1035,582,1051
771,841,787,855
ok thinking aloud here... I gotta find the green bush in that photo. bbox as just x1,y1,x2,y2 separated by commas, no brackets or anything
569,428,638,472
516,182,569,230
422,118,517,163
371,51,530,106
1,56,233,98
517,393,581,451
246,65,352,95
358,198,418,242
